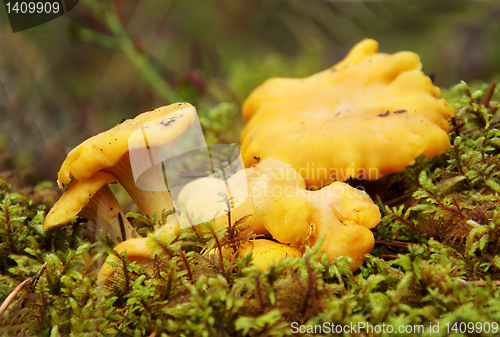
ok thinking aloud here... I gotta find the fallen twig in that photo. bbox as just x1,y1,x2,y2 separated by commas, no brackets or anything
375,240,413,248
384,193,414,206
0,262,47,315
376,254,399,260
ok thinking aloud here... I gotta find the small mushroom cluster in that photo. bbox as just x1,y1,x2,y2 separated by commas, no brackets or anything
241,38,454,187
45,39,455,282
190,38,453,269
45,103,199,283
177,158,380,270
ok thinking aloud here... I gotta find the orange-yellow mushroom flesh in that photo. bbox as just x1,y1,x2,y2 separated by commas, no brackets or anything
241,39,454,188
57,103,196,225
251,160,380,270
44,171,137,243
238,239,302,270
98,222,179,286
176,158,294,235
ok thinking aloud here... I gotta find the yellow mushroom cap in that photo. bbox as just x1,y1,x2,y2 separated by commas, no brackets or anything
251,160,380,270
177,167,264,233
98,221,179,286
58,102,196,188
44,171,138,242
176,158,293,234
241,39,454,188
44,171,117,230
97,238,155,286
238,239,302,270
251,162,309,243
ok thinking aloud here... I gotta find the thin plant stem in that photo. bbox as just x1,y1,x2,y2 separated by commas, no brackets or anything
84,0,182,104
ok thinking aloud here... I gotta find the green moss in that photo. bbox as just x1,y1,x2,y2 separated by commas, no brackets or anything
1,81,500,336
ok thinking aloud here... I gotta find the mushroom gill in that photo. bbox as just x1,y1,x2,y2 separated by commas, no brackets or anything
44,171,137,243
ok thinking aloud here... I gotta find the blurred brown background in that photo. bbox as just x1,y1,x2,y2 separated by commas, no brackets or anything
1,0,500,186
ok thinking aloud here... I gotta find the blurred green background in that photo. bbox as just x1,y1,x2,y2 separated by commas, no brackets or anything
1,0,500,186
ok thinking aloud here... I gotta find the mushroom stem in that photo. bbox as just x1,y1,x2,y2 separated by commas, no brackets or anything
79,185,137,242
105,152,178,225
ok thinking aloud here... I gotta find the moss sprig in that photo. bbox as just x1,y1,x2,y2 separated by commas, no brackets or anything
3,80,500,336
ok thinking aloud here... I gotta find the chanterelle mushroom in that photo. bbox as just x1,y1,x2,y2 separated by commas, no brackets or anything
44,171,137,243
241,38,455,188
57,103,198,227
251,160,380,269
237,239,302,270
98,222,179,286
176,158,291,235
